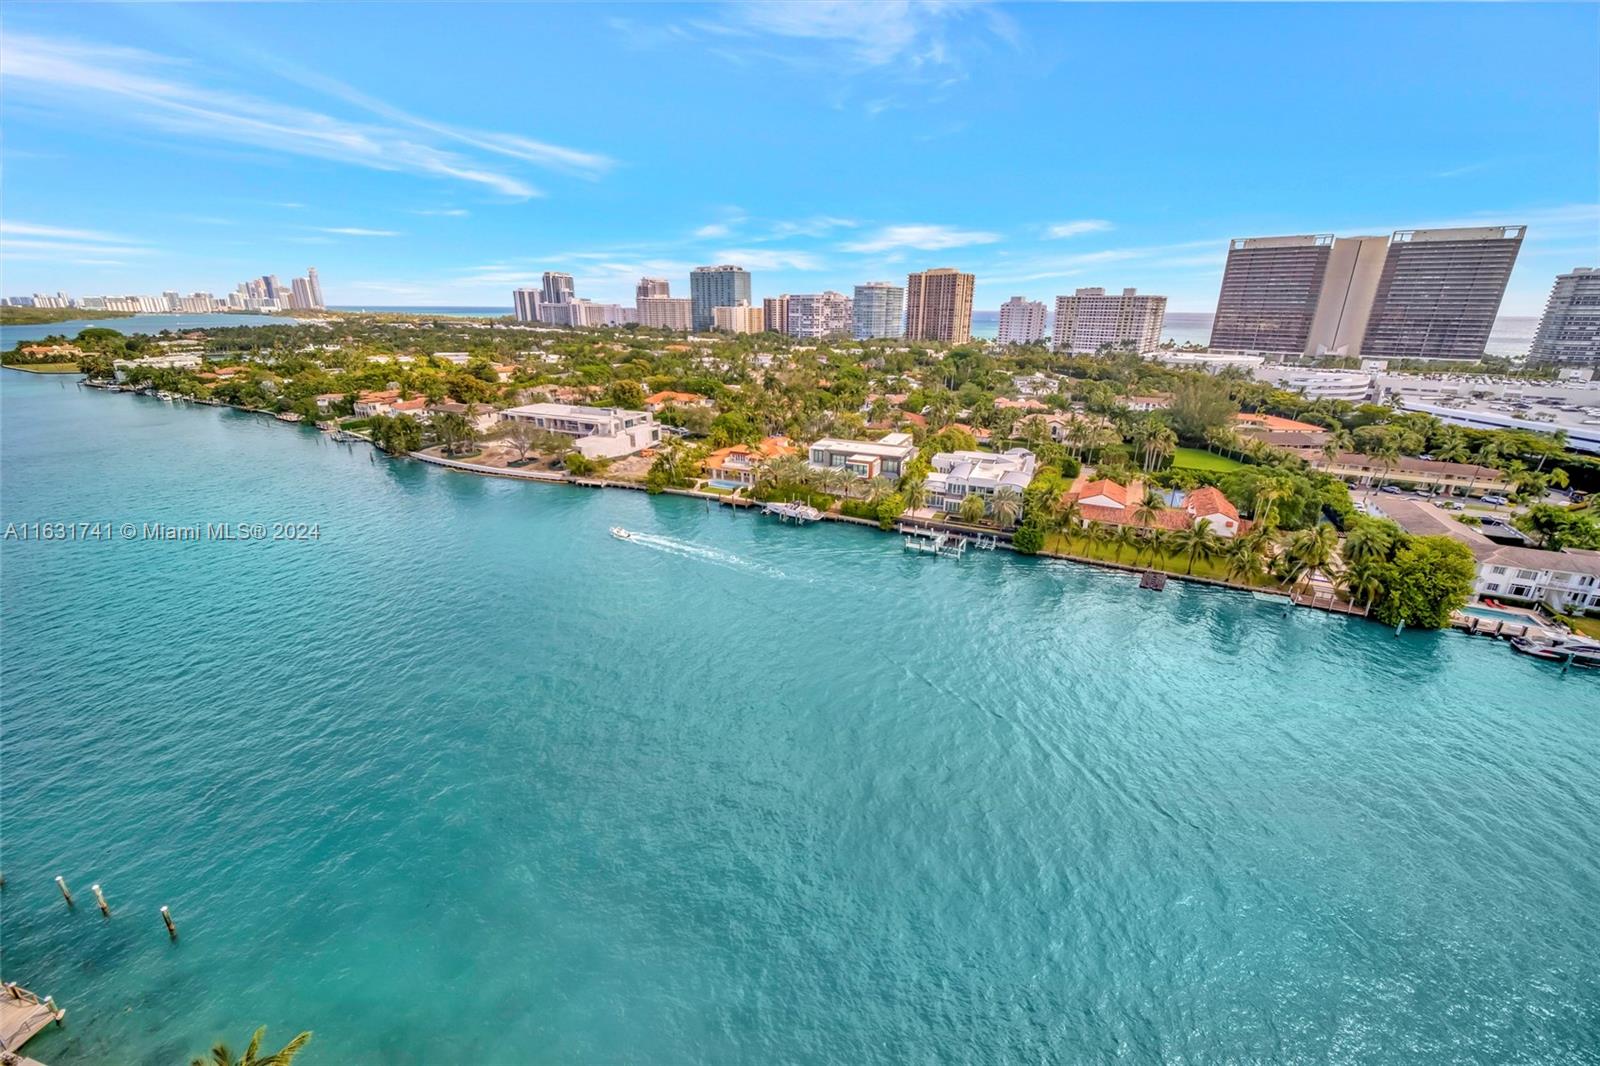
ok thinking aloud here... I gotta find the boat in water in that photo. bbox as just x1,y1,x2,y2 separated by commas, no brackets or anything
1509,634,1600,667
610,526,633,541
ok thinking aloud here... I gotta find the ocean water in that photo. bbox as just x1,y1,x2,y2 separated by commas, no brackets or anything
0,313,313,348
2,371,1597,1065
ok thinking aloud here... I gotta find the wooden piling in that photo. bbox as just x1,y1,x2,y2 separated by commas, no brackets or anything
92,883,111,917
55,876,73,906
161,905,178,939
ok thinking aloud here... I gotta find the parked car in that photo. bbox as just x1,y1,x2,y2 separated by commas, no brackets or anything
1380,485,1403,494
1482,494,1509,506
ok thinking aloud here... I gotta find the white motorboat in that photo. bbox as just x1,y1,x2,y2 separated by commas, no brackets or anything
609,526,633,540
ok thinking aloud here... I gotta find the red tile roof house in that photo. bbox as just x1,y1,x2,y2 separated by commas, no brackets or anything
644,390,712,413
353,389,402,417
385,396,429,417
1062,479,1251,536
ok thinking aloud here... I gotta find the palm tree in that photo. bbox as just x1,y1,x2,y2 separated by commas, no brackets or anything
1339,557,1386,614
1132,488,1165,531
1086,520,1115,558
1224,536,1267,586
824,465,854,499
1372,438,1402,491
1252,480,1284,532
990,485,1023,528
958,492,988,525
1342,522,1392,565
902,477,928,513
1147,425,1177,472
863,476,895,506
1113,524,1139,563
192,1027,312,1066
1286,524,1338,594
1170,522,1221,575
1052,495,1082,547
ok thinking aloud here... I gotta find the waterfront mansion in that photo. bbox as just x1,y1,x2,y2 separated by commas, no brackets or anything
500,402,662,458
807,431,919,480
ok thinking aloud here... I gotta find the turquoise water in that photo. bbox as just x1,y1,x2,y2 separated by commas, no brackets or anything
0,313,315,348
2,371,1597,1064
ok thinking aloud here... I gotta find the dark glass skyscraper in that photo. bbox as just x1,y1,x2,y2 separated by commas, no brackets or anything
690,265,751,332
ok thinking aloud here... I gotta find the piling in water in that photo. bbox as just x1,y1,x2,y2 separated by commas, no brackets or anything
55,876,73,906
92,883,111,917
161,905,178,939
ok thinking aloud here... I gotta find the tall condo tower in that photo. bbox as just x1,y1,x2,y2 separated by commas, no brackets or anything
690,265,752,332
904,268,975,343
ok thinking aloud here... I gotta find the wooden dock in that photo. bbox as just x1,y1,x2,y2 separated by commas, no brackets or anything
1,983,65,1061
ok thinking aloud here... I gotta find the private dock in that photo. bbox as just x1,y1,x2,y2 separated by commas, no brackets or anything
899,524,967,558
1,982,65,1062
760,500,823,524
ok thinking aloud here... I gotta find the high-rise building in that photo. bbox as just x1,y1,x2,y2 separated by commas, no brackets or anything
307,267,324,309
787,292,854,339
163,291,181,312
289,277,315,310
997,296,1048,345
1360,226,1525,362
904,268,975,343
1528,268,1600,369
1209,235,1335,357
636,277,671,303
852,282,904,340
513,288,541,322
763,296,791,337
1052,288,1166,354
1304,236,1388,358
541,272,575,308
712,301,765,334
690,265,752,331
637,296,694,331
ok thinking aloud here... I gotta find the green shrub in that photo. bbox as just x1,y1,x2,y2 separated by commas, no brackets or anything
1011,523,1044,554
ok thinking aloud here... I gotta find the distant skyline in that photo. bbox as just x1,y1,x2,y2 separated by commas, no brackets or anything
1,2,1596,313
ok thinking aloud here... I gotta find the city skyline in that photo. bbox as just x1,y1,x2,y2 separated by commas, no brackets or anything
1,3,1596,314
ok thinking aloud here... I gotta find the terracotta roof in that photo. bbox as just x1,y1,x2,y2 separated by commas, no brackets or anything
996,397,1049,410
390,396,427,412
1236,412,1324,433
1075,502,1193,531
645,390,704,405
1184,486,1238,520
357,389,402,403
1077,479,1130,508
704,436,797,473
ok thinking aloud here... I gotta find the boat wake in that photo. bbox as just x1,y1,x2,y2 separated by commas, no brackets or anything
619,531,795,580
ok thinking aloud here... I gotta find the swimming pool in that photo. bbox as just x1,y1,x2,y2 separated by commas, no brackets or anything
1463,604,1540,623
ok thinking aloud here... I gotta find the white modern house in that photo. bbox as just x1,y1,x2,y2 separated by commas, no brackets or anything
807,431,919,480
500,402,661,458
1475,546,1600,613
925,449,1036,519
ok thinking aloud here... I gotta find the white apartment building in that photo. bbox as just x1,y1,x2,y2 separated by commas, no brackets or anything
712,301,765,334
1254,367,1374,402
1053,287,1167,353
787,292,854,338
997,297,1048,345
499,403,662,459
852,282,905,340
807,432,919,480
636,296,694,331
925,449,1037,520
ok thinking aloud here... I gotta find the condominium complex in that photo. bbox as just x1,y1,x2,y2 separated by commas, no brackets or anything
1052,287,1166,353
690,265,752,331
787,291,854,338
541,272,575,307
712,301,765,334
852,282,904,340
1210,235,1339,357
636,296,693,331
763,296,791,337
1528,268,1600,369
904,268,974,343
1210,227,1523,361
1360,227,1524,362
636,277,671,303
997,296,1048,345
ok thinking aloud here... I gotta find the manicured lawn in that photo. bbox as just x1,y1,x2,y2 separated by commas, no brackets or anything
1557,614,1600,639
1042,530,1277,587
1172,446,1244,472
5,363,81,374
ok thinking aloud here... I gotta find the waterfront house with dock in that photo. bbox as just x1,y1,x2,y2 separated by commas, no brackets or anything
500,402,662,458
704,437,798,488
807,431,919,480
925,449,1036,520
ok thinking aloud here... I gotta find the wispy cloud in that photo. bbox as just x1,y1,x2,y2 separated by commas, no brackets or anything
728,1,1007,70
768,216,857,239
0,32,613,200
314,227,401,237
1044,219,1114,240
411,208,470,217
1435,161,1493,179
0,219,155,261
693,223,732,239
713,248,824,271
841,223,1000,254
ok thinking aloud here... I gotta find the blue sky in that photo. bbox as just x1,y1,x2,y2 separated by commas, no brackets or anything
2,2,1596,313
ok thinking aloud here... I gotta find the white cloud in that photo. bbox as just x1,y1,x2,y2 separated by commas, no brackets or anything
315,227,401,237
0,32,614,200
768,216,857,239
693,223,731,239
1,219,155,259
712,248,823,271
1,220,142,244
841,223,1000,254
412,208,470,217
1044,219,1114,240
731,1,1000,69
